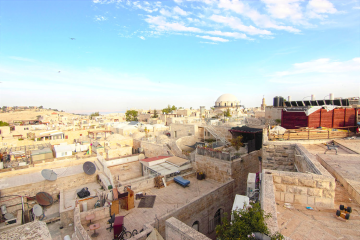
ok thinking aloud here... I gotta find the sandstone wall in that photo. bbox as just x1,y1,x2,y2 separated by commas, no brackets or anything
193,155,232,183
270,170,335,208
262,143,296,171
150,180,235,239
165,217,211,240
141,141,170,158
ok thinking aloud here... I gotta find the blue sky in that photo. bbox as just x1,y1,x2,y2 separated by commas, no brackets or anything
0,0,359,114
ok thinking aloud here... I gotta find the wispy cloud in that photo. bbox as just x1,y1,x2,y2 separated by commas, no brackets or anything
95,15,107,21
9,56,36,62
273,58,360,77
139,36,145,40
196,35,229,42
92,0,345,42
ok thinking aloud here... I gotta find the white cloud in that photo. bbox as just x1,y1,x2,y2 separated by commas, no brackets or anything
273,58,360,77
139,36,145,40
307,0,337,18
9,56,35,62
353,6,360,10
200,41,218,44
261,0,304,22
207,30,250,40
145,15,202,32
217,0,301,33
196,35,229,42
209,15,272,35
95,15,107,21
160,8,172,16
133,1,158,13
174,6,189,15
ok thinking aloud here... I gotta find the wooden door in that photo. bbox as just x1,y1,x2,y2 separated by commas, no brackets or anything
111,200,119,216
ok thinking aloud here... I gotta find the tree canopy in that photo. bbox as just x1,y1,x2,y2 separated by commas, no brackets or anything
0,121,10,126
229,136,244,151
224,108,232,117
126,110,138,121
216,202,284,240
162,105,177,114
90,112,100,119
152,109,159,118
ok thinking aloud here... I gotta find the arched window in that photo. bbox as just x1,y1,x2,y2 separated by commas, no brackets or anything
214,208,223,226
225,103,226,106
192,221,199,231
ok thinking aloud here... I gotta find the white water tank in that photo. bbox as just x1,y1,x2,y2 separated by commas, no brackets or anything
311,94,315,100
82,202,87,212
330,93,334,100
247,173,256,197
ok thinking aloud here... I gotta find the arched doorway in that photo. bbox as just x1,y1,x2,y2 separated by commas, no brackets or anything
214,208,223,226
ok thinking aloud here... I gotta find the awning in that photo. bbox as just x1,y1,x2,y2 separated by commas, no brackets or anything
148,162,192,176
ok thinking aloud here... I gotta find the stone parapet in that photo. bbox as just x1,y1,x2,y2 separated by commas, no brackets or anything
268,170,335,208
261,170,279,235
165,217,211,240
262,143,296,171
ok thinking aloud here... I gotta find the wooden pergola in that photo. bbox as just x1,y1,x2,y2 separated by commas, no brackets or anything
88,130,112,139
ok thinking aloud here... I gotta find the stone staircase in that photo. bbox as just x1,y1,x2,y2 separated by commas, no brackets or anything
167,141,188,159
204,124,230,146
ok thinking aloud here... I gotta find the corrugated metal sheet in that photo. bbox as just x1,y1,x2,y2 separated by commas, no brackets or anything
282,108,358,130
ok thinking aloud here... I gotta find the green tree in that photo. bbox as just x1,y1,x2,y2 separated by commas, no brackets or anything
224,108,232,117
125,110,138,121
210,107,215,111
152,109,158,118
39,106,43,109
229,135,244,151
162,105,177,114
90,112,100,119
190,107,193,110
216,202,284,240
0,121,10,126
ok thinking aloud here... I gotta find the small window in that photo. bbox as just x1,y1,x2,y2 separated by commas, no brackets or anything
224,103,226,106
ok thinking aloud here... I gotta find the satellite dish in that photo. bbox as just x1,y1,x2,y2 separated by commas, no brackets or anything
4,213,14,220
41,169,57,181
36,192,53,206
33,204,43,217
83,161,96,175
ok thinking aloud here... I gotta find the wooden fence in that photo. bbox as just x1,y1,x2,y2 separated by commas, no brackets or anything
269,127,356,141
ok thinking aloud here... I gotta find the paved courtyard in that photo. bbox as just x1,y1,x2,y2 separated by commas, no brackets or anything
277,181,360,240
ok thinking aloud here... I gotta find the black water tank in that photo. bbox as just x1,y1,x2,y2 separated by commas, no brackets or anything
279,97,284,107
273,96,280,107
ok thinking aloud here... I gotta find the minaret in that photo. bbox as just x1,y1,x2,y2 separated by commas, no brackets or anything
261,95,266,110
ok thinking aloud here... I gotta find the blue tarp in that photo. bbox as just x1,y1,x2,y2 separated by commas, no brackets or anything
174,176,190,187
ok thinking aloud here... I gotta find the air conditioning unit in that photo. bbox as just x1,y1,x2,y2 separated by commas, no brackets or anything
247,173,256,197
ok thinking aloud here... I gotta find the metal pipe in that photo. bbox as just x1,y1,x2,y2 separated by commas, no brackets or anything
21,196,24,224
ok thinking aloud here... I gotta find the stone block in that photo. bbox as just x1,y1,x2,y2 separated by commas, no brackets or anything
273,175,282,184
315,197,334,208
329,181,336,191
282,176,298,185
307,188,322,197
294,186,307,195
298,178,316,188
322,189,335,199
307,196,315,205
294,194,308,204
275,191,281,201
284,193,294,203
316,181,330,190
286,185,295,193
280,192,285,202
275,184,286,192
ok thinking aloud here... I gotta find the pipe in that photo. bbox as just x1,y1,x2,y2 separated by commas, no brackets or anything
21,196,25,224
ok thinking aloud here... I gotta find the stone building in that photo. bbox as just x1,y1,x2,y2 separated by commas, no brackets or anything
214,94,241,111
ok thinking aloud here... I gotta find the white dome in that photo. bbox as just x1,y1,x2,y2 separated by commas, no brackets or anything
216,94,239,103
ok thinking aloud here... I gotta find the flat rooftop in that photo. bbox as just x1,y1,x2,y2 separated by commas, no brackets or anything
80,175,222,239
277,181,360,240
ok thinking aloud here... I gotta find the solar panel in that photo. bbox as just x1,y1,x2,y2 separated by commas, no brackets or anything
290,101,298,107
285,101,292,107
333,99,341,106
317,100,325,105
325,100,333,105
304,101,311,106
310,100,318,106
296,101,305,107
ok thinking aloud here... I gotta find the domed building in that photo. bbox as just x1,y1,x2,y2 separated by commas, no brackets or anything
214,94,240,110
